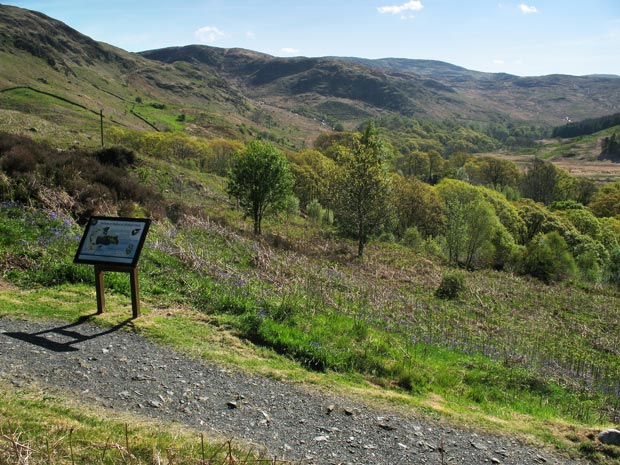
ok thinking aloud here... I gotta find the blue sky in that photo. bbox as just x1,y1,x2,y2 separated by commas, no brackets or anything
4,0,620,76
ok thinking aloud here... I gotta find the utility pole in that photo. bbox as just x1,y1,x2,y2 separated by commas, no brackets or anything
100,109,104,147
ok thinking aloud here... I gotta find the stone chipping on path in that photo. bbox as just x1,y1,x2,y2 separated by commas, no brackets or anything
0,316,589,465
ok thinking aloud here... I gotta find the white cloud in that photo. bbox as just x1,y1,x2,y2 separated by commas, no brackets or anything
194,26,225,43
519,3,538,14
378,1,423,15
280,47,299,54
246,31,256,39
494,59,505,65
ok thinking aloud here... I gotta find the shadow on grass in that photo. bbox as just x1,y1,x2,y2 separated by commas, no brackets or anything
2,314,133,352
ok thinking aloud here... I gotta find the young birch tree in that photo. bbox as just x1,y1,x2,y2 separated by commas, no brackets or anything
227,140,294,235
332,126,394,258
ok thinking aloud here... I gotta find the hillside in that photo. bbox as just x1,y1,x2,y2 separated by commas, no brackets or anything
0,5,295,144
3,5,620,463
2,128,620,463
140,45,476,122
342,57,620,124
1,3,620,151
141,45,620,128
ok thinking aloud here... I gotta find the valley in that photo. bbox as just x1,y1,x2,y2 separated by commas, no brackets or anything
1,4,620,464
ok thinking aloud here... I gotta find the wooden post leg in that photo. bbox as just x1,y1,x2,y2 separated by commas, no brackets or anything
95,266,105,314
129,267,140,319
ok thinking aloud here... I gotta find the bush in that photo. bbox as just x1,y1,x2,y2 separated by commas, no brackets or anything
378,232,395,243
1,146,38,175
283,195,300,219
93,146,137,168
306,198,323,224
322,208,334,226
435,272,467,299
402,226,423,248
576,250,601,282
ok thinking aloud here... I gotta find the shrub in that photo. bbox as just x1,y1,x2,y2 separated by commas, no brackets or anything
576,250,602,282
435,272,467,300
402,226,423,248
322,208,334,226
378,232,395,243
93,146,137,168
283,194,300,219
306,198,323,224
1,146,38,175
491,226,519,271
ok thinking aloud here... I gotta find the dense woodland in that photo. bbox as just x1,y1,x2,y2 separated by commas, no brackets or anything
552,112,620,139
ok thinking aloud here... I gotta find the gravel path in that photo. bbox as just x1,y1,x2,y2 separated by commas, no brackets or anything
0,315,587,465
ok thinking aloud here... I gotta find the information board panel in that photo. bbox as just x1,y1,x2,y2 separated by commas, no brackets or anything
74,216,151,267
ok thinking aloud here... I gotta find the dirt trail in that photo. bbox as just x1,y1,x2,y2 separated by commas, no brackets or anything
0,316,588,465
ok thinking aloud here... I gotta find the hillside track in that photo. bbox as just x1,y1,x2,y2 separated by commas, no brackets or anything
0,316,588,465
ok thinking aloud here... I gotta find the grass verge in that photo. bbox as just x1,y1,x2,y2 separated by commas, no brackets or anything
0,376,290,465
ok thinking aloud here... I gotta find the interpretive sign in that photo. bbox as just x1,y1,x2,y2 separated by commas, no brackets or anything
74,216,151,318
74,216,150,267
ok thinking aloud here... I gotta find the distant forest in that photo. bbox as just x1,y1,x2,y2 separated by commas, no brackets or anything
552,112,620,138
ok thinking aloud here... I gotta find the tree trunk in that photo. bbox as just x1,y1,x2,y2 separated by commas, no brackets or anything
253,208,261,235
357,236,365,258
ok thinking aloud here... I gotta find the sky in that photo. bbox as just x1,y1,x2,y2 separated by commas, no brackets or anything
3,0,620,77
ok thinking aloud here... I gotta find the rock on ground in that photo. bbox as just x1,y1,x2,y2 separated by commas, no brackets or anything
598,429,620,446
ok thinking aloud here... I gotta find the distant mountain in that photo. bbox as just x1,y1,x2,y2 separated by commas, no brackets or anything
142,45,620,127
140,45,470,119
1,3,620,148
338,57,620,125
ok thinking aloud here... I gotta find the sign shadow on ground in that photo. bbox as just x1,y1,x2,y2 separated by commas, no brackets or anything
3,315,133,352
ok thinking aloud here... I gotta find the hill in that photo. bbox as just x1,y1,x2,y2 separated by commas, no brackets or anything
2,128,620,463
1,4,620,150
341,57,620,125
141,45,620,128
3,5,620,463
0,5,280,143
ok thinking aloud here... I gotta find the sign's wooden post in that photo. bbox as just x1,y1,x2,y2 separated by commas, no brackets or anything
94,264,141,318
75,217,150,319
95,265,106,314
129,266,140,318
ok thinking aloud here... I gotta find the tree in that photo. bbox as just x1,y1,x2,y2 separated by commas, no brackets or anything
442,197,501,268
332,132,394,258
392,175,445,238
436,179,505,268
588,181,620,218
521,231,576,283
601,133,620,161
203,139,244,176
520,159,558,204
427,150,446,184
395,151,429,179
287,149,336,209
227,140,294,235
464,156,520,189
520,159,571,204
